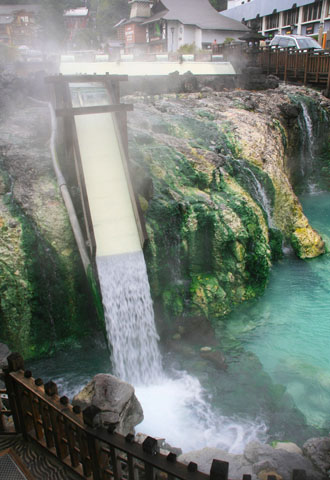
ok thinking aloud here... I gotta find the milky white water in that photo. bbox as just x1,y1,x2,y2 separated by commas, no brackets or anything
95,250,267,453
96,251,163,386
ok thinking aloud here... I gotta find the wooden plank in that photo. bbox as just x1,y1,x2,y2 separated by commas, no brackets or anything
56,104,133,117
46,74,129,83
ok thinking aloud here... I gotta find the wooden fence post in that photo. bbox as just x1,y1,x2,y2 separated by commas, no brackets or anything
4,353,25,436
210,459,229,480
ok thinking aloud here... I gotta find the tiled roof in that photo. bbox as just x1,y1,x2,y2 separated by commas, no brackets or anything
144,0,248,31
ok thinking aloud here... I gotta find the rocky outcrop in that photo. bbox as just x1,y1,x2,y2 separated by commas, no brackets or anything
73,374,144,436
303,437,330,477
0,76,98,358
127,84,328,331
178,441,325,480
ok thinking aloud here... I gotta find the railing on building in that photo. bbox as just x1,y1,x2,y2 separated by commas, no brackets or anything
0,353,308,480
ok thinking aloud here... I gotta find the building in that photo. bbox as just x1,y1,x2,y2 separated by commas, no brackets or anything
222,0,330,44
118,0,248,54
64,7,89,43
0,4,40,46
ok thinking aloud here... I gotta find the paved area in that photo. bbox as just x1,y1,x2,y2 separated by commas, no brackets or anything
0,435,81,480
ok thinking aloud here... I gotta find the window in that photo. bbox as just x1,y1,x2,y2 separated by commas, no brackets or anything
303,1,323,22
266,13,279,29
283,7,299,26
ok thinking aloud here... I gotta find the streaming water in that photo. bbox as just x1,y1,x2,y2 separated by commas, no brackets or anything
96,252,163,386
298,100,318,192
235,159,273,226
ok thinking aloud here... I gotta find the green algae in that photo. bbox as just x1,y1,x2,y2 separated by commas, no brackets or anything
0,165,98,359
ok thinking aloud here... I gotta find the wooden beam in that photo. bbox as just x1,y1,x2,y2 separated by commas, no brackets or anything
46,74,129,83
55,104,133,117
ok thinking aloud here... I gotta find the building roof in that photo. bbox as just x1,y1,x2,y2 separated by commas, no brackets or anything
64,7,89,17
143,0,248,31
0,5,40,15
222,0,313,22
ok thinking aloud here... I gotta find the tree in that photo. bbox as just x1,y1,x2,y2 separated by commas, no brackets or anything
209,0,228,12
91,0,129,39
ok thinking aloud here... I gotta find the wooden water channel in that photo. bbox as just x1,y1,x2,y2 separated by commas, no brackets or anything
0,353,308,480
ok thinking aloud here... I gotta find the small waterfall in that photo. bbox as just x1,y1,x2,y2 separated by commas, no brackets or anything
235,160,273,227
298,101,314,178
96,252,163,386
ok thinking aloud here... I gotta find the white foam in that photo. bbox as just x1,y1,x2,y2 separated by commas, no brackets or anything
135,370,267,453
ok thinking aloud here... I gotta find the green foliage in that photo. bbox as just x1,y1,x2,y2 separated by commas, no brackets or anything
223,37,235,44
71,27,100,49
177,43,197,54
91,0,129,38
208,0,228,11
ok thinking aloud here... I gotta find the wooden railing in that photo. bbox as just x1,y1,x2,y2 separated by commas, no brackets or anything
0,353,308,480
216,43,330,95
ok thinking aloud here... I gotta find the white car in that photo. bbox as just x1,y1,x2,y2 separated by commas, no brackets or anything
270,35,323,51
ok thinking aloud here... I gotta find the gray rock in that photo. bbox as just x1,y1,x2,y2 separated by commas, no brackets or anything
244,441,324,480
0,343,11,369
73,374,144,436
178,448,255,480
274,442,302,455
303,437,330,476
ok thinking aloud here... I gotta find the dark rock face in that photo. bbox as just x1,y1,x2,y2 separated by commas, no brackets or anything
73,374,144,435
303,437,330,476
279,103,302,125
239,67,279,91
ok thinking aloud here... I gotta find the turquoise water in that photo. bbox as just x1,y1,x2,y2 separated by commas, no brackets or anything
28,191,330,449
216,191,330,431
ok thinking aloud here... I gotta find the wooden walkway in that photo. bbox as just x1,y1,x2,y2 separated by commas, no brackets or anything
216,44,330,95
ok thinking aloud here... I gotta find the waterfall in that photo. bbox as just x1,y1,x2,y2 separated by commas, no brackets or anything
298,101,314,178
96,252,163,386
235,160,273,227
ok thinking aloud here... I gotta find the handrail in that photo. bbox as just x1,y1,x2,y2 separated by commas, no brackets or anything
1,353,307,480
218,43,330,95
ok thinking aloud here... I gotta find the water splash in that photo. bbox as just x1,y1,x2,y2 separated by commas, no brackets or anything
135,371,268,453
96,252,163,386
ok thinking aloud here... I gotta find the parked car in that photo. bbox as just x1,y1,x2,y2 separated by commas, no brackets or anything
270,35,322,51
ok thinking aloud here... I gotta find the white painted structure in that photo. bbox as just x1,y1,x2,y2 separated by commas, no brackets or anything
70,84,142,258
60,60,236,76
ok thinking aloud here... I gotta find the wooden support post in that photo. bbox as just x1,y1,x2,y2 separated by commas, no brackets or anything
284,49,289,82
63,419,80,468
4,354,25,436
210,459,229,480
39,401,55,449
86,433,102,480
304,53,310,85
325,58,330,97
316,55,320,83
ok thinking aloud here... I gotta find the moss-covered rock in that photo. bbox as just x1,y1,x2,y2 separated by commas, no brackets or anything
0,97,98,358
127,86,328,331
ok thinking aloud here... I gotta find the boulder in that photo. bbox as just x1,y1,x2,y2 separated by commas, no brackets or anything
73,374,144,436
178,447,255,479
244,441,324,480
303,437,330,476
0,343,11,370
274,442,302,456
